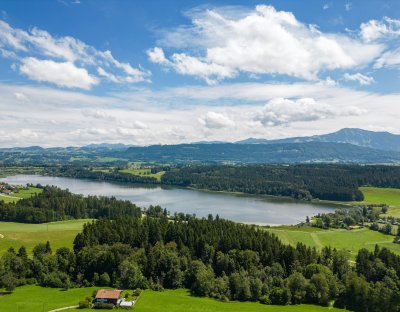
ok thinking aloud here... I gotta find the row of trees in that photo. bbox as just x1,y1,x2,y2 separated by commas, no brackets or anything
161,164,400,201
0,185,142,223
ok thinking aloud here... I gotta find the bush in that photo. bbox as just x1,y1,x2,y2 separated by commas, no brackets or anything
78,300,91,309
259,295,271,304
93,302,114,309
132,288,142,296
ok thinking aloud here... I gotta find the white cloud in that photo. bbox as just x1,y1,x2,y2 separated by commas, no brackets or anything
323,3,331,10
374,47,400,69
14,92,29,101
0,20,150,88
199,111,235,129
20,57,99,90
345,2,352,12
254,97,364,126
150,5,383,83
147,47,169,65
343,72,374,85
0,81,398,147
360,17,400,42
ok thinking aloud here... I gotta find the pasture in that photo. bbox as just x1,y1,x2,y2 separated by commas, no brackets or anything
359,186,400,218
132,289,343,312
0,285,97,312
0,186,42,203
119,169,165,181
266,226,400,259
13,287,344,312
0,220,89,255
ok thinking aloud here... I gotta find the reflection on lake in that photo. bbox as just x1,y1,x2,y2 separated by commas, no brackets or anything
0,175,339,226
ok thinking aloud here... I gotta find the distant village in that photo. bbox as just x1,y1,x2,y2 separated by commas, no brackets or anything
0,183,19,195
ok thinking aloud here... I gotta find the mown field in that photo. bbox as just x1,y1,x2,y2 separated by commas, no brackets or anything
133,289,343,312
266,226,400,260
0,286,344,312
0,186,42,203
0,220,89,255
119,169,165,181
0,285,97,312
359,186,400,218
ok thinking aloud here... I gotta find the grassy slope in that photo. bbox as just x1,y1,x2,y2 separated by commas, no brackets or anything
0,187,42,204
133,289,343,312
359,187,400,218
0,220,89,255
0,285,98,312
119,169,165,181
0,287,345,312
267,227,400,260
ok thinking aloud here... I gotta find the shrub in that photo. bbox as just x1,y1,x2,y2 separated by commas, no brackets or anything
78,300,91,309
259,295,271,304
132,288,142,296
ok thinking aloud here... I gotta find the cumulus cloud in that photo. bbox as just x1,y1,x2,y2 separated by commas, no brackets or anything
374,47,400,69
0,20,150,89
149,5,383,84
199,111,235,129
254,97,364,127
343,72,374,85
20,57,99,90
360,17,400,42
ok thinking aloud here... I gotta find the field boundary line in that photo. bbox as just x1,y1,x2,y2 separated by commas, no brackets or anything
48,305,78,312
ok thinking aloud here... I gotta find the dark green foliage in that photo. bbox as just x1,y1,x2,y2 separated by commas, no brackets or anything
0,185,141,223
162,164,400,201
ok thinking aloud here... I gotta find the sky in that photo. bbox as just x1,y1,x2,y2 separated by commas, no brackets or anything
1,0,400,147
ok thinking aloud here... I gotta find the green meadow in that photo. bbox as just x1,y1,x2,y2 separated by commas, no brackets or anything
132,289,343,312
266,226,400,260
0,285,98,312
0,186,42,204
0,220,89,255
119,169,165,181
0,287,346,312
359,186,400,218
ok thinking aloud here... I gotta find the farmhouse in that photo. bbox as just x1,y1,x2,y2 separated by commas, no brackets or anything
94,289,122,305
2,190,13,195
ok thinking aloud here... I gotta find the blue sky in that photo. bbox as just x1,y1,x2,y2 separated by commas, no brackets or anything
1,0,400,146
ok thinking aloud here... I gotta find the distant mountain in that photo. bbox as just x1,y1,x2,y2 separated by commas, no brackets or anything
82,143,133,150
119,142,400,164
236,128,400,152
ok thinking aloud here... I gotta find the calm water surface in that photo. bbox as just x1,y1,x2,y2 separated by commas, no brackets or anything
0,175,338,226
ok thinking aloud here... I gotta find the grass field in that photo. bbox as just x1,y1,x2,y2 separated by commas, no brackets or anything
0,287,345,312
0,187,42,204
0,220,89,255
359,186,400,218
267,226,400,259
360,187,400,207
132,289,343,312
0,285,97,312
119,169,165,181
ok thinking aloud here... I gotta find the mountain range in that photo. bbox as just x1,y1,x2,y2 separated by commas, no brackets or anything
1,128,399,165
236,128,400,152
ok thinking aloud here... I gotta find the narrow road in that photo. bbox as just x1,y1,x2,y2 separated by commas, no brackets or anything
48,305,78,312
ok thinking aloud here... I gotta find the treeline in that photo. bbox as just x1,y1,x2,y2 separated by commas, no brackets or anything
0,185,141,223
1,216,399,311
44,166,158,184
161,164,400,201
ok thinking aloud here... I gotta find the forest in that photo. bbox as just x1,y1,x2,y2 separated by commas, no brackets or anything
42,164,400,202
0,185,142,223
161,164,400,201
0,213,399,311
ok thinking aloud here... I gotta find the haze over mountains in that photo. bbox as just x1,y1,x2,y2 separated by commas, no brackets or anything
236,128,400,152
1,128,399,164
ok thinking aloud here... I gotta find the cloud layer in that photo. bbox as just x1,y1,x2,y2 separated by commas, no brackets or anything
0,20,150,89
148,5,383,84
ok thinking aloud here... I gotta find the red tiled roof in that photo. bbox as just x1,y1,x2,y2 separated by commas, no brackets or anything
95,289,122,300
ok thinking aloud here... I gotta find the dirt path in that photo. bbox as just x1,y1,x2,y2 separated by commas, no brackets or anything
310,233,323,248
48,305,78,312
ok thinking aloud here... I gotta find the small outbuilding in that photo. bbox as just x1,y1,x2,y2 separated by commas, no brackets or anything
95,289,123,305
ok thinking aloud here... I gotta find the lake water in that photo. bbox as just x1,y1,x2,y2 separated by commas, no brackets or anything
0,175,338,226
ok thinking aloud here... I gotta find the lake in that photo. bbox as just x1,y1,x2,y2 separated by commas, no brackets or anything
0,174,339,226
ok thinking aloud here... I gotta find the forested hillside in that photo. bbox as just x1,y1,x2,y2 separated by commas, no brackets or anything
161,164,400,201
